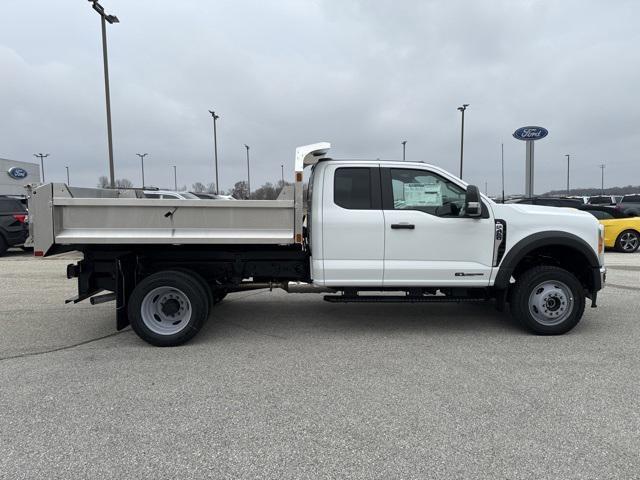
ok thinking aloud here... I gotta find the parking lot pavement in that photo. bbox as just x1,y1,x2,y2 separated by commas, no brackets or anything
1,250,639,479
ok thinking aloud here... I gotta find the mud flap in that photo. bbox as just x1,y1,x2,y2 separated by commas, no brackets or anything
115,255,136,330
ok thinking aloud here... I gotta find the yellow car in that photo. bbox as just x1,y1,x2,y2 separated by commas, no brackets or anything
581,206,640,253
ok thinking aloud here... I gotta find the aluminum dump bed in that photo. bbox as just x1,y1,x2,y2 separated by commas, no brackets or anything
29,183,295,255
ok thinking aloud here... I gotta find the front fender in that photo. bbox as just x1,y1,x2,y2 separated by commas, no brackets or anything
494,231,601,290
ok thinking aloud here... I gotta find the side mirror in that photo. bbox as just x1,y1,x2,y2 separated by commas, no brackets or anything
465,185,482,217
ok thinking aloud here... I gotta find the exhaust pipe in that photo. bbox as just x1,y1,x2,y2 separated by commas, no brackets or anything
90,293,116,305
229,281,335,294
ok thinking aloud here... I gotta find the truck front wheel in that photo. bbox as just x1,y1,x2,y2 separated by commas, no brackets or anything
128,270,209,346
510,266,585,335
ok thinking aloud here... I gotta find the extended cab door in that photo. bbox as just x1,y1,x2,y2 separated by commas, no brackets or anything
319,163,385,286
381,167,495,287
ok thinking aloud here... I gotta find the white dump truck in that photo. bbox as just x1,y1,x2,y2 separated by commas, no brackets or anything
28,143,606,346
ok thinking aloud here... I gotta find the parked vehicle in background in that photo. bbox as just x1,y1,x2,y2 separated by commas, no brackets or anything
578,205,640,253
139,190,201,200
588,195,618,206
509,196,584,208
617,194,640,216
0,196,29,256
191,192,236,200
577,205,630,219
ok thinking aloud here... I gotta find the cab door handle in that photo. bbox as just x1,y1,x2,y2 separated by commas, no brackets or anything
391,223,415,229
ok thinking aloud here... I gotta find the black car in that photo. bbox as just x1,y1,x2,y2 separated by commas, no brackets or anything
577,204,632,219
617,194,640,216
0,196,29,256
510,196,585,208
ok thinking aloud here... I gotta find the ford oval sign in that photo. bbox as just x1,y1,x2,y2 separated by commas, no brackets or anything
513,126,548,141
7,167,28,179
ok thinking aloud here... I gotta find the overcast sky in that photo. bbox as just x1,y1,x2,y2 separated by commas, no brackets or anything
1,0,639,195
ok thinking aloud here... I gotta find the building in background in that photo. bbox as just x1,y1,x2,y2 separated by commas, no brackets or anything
0,158,41,196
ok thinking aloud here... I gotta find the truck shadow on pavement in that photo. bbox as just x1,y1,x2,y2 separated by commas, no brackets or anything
192,291,533,345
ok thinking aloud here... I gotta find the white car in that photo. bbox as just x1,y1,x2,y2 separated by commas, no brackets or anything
141,190,200,200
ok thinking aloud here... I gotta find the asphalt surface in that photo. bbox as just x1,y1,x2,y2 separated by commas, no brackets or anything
1,249,639,479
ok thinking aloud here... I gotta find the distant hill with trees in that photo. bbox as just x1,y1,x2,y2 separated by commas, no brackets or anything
543,185,640,196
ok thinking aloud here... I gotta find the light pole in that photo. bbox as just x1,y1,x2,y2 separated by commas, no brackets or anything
136,153,148,187
172,165,177,191
485,181,488,195
65,166,70,185
565,154,570,195
599,164,605,194
501,143,505,203
281,164,284,185
244,144,251,199
88,0,119,188
457,104,469,178
401,140,407,161
208,110,220,194
33,153,49,182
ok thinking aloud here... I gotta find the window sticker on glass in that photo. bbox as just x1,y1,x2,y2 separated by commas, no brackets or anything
401,183,443,207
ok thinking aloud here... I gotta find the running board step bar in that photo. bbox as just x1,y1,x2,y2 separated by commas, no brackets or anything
323,295,485,303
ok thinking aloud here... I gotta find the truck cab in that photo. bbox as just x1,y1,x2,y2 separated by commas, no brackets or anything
307,158,604,291
309,160,495,287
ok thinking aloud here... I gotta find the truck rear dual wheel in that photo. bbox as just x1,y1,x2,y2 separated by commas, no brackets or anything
128,270,209,347
510,266,585,335
172,268,215,312
172,268,227,307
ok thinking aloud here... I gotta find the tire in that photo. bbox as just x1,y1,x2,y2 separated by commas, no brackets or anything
510,266,585,335
172,268,215,312
615,230,639,253
128,270,209,347
0,236,7,257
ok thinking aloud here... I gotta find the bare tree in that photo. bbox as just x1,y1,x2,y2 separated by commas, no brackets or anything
97,176,110,188
115,178,133,188
229,181,249,199
206,182,217,194
192,182,206,193
250,182,276,200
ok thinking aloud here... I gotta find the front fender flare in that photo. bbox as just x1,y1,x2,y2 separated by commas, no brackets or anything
494,231,600,290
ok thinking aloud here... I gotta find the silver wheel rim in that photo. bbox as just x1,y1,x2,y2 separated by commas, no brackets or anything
141,286,192,335
528,280,574,326
620,232,638,252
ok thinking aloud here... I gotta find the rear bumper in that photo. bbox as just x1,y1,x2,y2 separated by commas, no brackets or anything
3,226,29,246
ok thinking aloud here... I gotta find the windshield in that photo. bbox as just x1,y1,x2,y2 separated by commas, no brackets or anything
180,192,200,199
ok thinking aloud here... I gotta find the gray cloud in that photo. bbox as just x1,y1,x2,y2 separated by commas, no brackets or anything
1,0,639,195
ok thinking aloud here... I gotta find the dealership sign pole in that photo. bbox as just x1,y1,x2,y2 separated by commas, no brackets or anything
512,126,548,198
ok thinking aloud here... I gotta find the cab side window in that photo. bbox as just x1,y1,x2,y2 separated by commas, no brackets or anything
334,168,372,210
387,168,466,217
